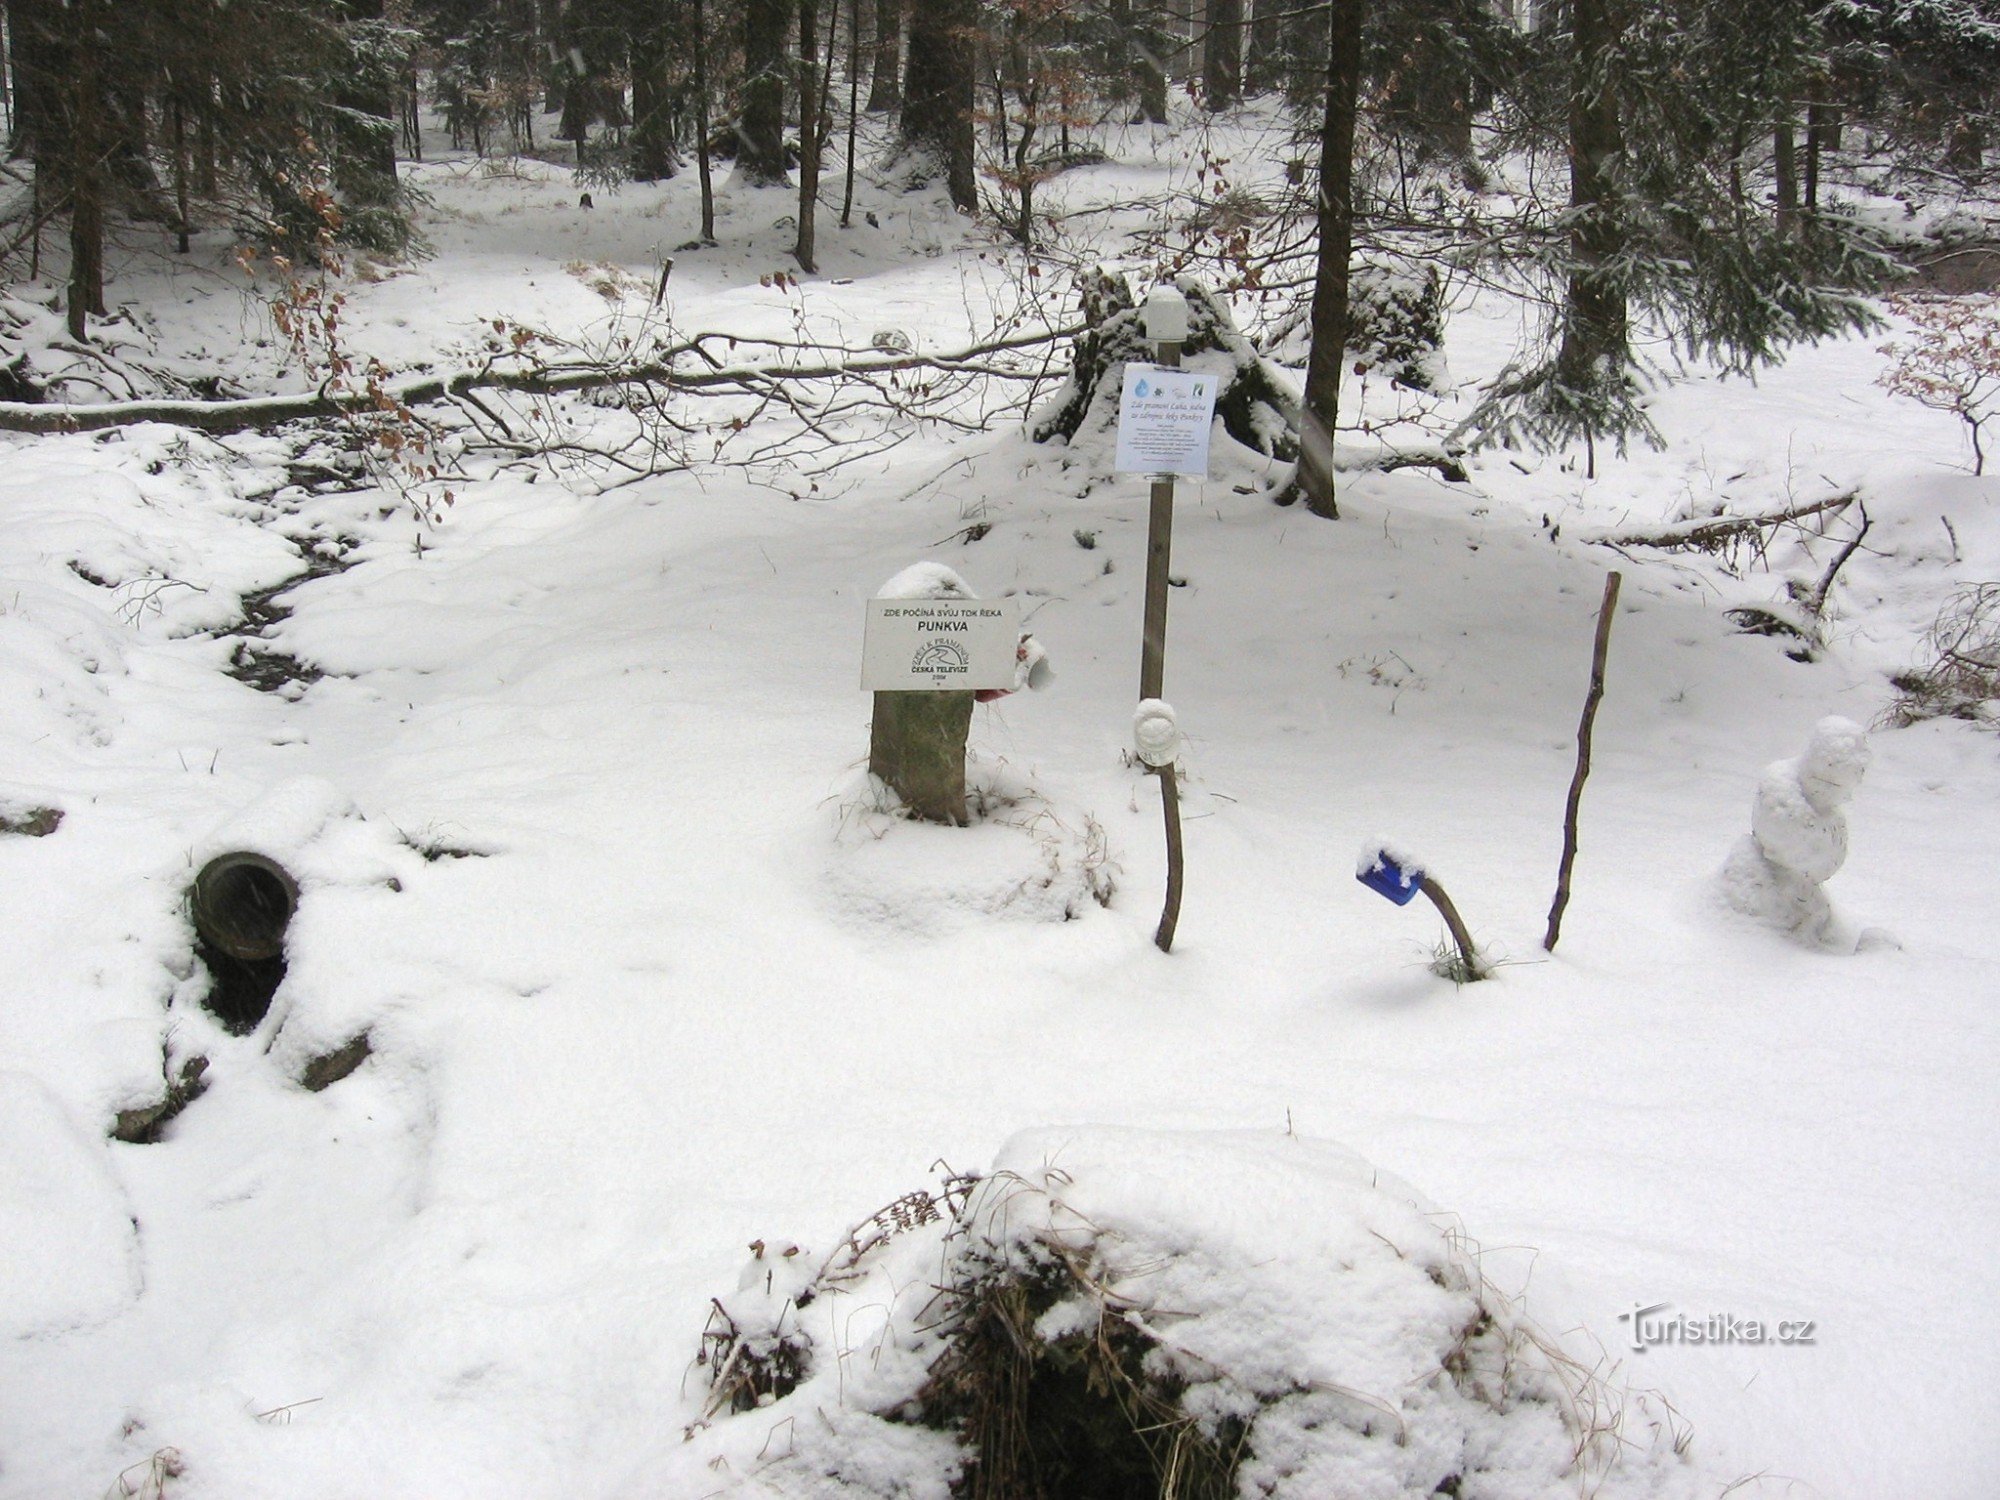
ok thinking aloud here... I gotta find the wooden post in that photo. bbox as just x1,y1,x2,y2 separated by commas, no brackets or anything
1544,571,1622,952
1139,350,1179,702
1419,875,1480,980
1141,468,1176,701
1139,318,1185,952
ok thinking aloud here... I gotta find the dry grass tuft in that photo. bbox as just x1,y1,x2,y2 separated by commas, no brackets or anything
1889,581,2000,726
916,1224,1244,1500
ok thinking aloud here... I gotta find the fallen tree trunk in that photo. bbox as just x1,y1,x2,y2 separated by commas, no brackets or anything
1585,491,1856,551
1336,444,1468,482
0,324,1083,437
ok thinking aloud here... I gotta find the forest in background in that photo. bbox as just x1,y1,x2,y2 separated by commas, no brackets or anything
5,0,2000,489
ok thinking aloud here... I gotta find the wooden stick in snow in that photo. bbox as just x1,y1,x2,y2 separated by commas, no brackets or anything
1155,764,1184,953
1419,875,1480,980
1544,570,1622,953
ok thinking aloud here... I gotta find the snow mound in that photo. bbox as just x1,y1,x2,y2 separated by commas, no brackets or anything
662,1128,1699,1500
0,1073,141,1339
823,758,1112,934
184,777,432,1065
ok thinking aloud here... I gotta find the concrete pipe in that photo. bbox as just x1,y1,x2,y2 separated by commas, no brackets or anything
190,852,298,963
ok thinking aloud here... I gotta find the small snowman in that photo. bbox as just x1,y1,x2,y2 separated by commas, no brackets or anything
1719,716,1871,947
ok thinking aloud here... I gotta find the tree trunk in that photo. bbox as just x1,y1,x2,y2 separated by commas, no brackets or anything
6,0,65,165
1282,0,1363,519
1773,115,1797,235
867,0,901,112
741,0,791,184
1203,0,1242,111
1804,101,1828,214
172,99,191,253
869,691,974,825
403,70,423,160
901,0,975,210
66,0,106,340
795,0,822,269
538,0,573,121
0,321,1087,436
197,78,218,194
558,71,592,145
692,0,716,237
1245,0,1283,93
630,17,677,180
553,0,626,148
1125,0,1169,121
1009,79,1035,246
843,0,862,224
1554,0,1628,401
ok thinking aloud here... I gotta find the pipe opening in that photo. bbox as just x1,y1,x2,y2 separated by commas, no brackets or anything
190,853,296,1033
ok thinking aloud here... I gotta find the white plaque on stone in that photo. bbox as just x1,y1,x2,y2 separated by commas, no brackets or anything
862,598,1021,691
1114,364,1219,476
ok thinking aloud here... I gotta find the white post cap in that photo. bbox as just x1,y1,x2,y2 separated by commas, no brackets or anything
1134,698,1181,767
1142,285,1190,344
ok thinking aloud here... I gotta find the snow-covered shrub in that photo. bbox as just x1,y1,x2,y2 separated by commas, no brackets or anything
1878,294,2000,475
1347,264,1447,392
1033,271,1300,463
826,754,1115,934
1890,582,2000,726
671,1129,1698,1500
573,137,636,195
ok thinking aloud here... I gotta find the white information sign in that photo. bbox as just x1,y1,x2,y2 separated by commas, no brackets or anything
1114,364,1220,477
861,598,1021,691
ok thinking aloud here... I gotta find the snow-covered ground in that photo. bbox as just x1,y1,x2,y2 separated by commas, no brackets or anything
2,114,1997,1499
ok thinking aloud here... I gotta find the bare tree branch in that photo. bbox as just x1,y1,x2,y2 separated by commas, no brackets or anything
0,324,1086,436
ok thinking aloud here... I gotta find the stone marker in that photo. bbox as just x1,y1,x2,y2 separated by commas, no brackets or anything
863,563,1044,826
871,689,978,826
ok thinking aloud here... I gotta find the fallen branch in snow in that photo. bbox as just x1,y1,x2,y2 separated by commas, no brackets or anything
1584,491,1857,552
1727,502,1875,660
0,324,1085,438
1798,502,1874,619
1334,444,1469,482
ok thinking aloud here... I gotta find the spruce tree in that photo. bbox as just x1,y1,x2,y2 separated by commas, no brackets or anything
1466,0,1890,458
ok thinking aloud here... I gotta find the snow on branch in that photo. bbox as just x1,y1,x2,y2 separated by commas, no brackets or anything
0,324,1085,438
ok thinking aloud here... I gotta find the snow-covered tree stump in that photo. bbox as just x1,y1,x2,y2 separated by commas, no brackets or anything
1719,716,1871,945
1034,270,1301,461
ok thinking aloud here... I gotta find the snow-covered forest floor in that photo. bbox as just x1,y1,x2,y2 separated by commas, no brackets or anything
3,108,1997,1498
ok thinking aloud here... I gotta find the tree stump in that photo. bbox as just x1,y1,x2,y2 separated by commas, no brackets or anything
1033,270,1301,461
869,690,975,826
